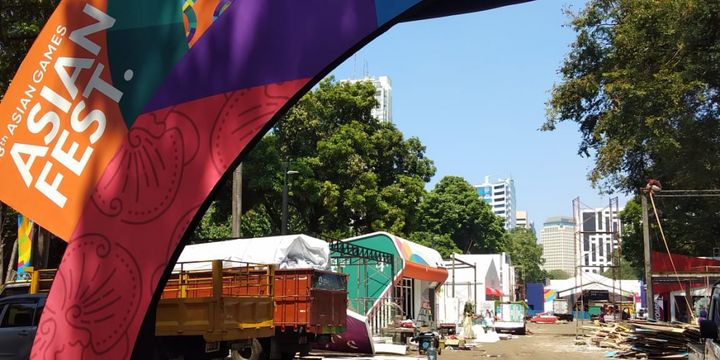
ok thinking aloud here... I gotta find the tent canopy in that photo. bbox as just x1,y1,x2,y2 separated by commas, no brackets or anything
485,287,503,297
342,232,448,284
176,234,330,271
551,272,640,298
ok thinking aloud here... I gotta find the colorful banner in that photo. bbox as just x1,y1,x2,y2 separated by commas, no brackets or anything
16,215,34,280
0,1,528,358
544,288,556,303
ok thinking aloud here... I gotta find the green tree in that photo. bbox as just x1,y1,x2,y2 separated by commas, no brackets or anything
406,232,460,258
0,0,59,96
501,228,546,283
546,0,720,193
271,78,435,239
547,269,571,280
545,0,720,263
191,202,232,242
195,78,436,241
618,198,646,277
417,176,505,254
601,250,640,280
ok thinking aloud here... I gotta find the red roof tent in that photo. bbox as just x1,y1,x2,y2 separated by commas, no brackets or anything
651,251,720,294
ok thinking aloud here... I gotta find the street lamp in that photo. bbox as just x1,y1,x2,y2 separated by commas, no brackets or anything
281,162,299,235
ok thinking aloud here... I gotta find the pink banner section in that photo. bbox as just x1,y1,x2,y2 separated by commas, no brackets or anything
31,80,309,359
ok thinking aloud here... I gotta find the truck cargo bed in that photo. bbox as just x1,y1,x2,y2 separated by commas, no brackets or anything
156,260,275,342
274,269,347,334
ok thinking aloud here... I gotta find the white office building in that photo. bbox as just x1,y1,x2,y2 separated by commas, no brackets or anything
343,75,392,123
578,207,623,273
540,216,576,275
474,176,516,230
516,210,534,232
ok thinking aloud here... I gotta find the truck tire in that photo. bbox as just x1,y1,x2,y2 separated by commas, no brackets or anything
231,339,265,360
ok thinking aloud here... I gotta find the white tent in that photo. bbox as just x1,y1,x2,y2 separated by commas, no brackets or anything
550,272,641,298
175,234,330,271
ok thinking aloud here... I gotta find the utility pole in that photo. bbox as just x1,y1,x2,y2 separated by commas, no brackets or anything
281,162,299,235
231,164,242,238
282,162,289,235
35,226,50,269
641,190,654,320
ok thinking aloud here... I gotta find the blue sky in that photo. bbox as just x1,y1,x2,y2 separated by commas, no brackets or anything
330,0,628,231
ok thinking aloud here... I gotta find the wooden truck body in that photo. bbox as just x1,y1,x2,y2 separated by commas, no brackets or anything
267,269,347,360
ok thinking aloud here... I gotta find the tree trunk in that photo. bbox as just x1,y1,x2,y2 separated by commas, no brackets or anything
5,238,17,283
232,163,243,237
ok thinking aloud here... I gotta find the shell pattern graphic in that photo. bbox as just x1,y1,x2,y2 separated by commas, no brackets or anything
92,109,199,224
31,234,141,359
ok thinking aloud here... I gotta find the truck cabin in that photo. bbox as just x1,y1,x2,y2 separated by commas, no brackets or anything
700,283,720,340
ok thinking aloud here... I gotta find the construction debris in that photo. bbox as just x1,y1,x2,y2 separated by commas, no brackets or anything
577,319,700,358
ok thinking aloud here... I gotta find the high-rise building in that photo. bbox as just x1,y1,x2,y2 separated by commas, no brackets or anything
474,176,516,230
541,216,576,275
516,210,534,232
578,207,623,273
343,75,392,123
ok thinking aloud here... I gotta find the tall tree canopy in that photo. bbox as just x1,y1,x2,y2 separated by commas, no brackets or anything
406,232,460,259
546,0,720,193
416,176,505,254
547,269,571,280
501,228,546,283
0,0,59,95
601,250,640,280
546,0,720,269
193,78,437,241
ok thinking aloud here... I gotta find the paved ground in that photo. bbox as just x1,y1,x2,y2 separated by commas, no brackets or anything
312,322,608,360
459,322,607,360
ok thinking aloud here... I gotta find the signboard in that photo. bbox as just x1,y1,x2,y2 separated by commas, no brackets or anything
16,215,34,280
497,303,525,322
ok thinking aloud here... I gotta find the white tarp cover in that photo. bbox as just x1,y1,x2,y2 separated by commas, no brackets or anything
175,234,330,271
550,272,641,298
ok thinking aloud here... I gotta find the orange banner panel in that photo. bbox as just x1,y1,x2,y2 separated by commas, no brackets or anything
0,1,127,240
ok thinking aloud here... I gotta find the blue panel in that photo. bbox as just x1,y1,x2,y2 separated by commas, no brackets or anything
374,0,422,26
526,283,545,311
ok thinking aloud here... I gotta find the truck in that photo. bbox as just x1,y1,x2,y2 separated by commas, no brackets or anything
0,261,276,360
261,269,347,360
552,298,574,321
693,282,720,360
0,262,348,360
156,260,276,359
494,302,527,335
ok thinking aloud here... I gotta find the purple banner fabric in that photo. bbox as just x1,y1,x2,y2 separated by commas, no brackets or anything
146,0,377,112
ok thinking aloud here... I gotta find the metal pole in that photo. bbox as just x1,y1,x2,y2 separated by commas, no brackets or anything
452,253,456,298
641,191,655,320
473,262,478,306
281,161,288,235
609,198,616,308
572,197,580,333
232,164,242,237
